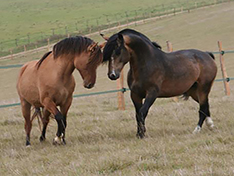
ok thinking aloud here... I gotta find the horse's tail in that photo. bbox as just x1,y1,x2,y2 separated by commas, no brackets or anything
207,52,215,60
182,93,190,101
31,107,43,132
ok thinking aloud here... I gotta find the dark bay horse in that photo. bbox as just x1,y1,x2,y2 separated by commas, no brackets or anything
17,36,103,146
102,29,217,138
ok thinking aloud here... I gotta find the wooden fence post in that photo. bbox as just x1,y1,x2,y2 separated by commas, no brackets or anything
166,41,178,102
10,50,13,60
218,41,230,96
117,69,125,110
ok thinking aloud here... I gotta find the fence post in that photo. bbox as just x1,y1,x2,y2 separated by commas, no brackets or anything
117,69,125,110
166,41,178,102
218,41,230,96
10,50,13,60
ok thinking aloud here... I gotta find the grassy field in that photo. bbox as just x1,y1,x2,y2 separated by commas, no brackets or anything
1,2,234,175
0,0,227,55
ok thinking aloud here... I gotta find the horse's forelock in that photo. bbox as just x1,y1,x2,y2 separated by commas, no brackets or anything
87,45,103,67
103,34,119,63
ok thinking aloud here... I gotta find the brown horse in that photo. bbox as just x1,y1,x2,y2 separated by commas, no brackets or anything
17,36,103,146
102,29,217,138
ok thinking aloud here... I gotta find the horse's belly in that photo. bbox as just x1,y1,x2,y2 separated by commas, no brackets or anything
159,80,194,97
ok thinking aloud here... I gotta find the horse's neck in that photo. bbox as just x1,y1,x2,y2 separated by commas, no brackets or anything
128,44,164,80
54,56,75,77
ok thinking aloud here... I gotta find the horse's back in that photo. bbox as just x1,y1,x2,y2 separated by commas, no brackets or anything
17,60,38,89
158,49,217,97
176,49,216,73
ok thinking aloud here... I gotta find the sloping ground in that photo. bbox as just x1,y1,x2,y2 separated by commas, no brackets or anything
1,2,234,176
0,0,229,56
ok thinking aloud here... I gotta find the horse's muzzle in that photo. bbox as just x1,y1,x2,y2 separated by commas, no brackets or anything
84,83,94,89
108,72,119,80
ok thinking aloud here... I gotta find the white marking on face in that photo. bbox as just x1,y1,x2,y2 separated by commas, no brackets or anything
110,56,116,76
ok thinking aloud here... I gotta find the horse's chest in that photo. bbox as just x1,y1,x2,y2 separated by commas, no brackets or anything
129,80,146,98
55,87,71,104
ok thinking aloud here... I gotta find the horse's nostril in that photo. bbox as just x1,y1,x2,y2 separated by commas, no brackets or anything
86,83,93,89
109,73,117,80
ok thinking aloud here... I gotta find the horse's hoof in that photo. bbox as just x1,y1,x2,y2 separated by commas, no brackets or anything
26,144,31,148
62,138,66,145
205,117,214,130
26,141,31,146
39,136,46,142
136,132,145,139
53,136,62,145
193,125,201,134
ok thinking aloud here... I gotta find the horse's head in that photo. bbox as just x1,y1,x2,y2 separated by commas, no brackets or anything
103,33,130,80
74,42,103,89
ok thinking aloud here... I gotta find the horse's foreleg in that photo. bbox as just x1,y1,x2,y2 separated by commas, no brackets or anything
60,96,73,145
21,99,32,146
131,92,143,138
41,97,65,145
39,109,51,142
138,90,157,137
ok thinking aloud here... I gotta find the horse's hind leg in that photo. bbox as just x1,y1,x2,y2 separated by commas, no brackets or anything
190,83,214,133
20,99,32,146
39,109,51,142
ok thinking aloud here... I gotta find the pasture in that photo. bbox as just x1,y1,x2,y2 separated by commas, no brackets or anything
1,2,234,175
0,0,228,55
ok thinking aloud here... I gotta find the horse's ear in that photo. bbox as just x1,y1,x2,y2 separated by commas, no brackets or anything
87,42,98,52
100,33,109,41
117,33,124,46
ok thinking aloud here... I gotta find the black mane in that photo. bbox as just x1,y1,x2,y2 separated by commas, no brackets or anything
102,29,161,63
36,51,52,69
36,36,99,69
53,36,93,58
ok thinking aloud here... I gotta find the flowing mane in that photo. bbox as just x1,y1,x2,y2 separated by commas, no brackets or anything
37,36,102,69
103,29,161,63
53,36,94,58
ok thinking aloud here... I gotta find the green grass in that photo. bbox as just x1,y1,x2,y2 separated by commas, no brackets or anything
0,0,228,55
1,2,234,175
